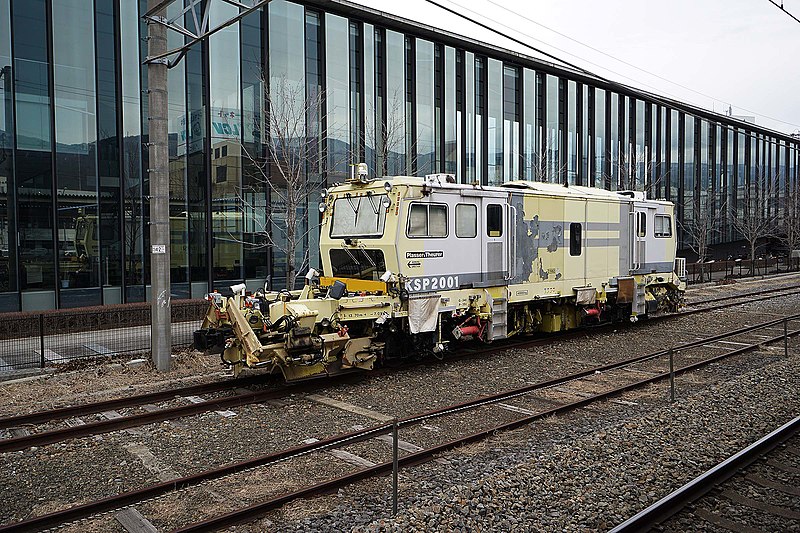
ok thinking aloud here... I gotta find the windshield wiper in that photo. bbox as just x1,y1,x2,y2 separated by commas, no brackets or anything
366,192,379,215
345,193,361,228
341,241,360,268
358,243,376,268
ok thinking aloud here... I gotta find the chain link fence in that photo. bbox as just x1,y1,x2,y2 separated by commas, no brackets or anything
687,256,799,284
0,300,207,372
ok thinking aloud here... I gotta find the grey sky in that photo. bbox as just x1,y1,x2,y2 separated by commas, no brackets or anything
352,0,800,136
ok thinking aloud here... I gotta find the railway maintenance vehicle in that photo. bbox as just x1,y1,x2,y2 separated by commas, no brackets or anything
194,165,686,381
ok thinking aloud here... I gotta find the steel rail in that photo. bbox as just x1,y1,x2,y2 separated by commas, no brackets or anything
170,325,800,532
686,283,800,306
1,287,797,454
0,374,365,454
0,374,269,429
609,415,800,533
2,315,796,532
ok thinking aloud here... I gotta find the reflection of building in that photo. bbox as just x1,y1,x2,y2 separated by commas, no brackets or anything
0,0,799,311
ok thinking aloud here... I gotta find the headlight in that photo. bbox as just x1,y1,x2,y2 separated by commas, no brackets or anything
320,188,328,199
383,181,392,192
318,202,327,213
382,196,392,209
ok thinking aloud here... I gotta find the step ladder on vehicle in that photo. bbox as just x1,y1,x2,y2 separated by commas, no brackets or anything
486,292,508,341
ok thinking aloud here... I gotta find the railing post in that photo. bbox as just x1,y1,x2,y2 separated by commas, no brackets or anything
669,348,675,403
785,318,789,358
39,314,45,369
392,419,399,516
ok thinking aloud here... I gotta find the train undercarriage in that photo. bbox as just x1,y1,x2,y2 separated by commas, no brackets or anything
194,276,684,381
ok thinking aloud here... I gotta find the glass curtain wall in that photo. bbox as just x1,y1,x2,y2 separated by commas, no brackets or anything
209,2,242,284
474,56,484,184
634,99,645,190
581,85,589,184
0,0,16,310
13,0,55,310
545,74,559,183
350,22,362,168
241,9,267,286
444,46,457,175
683,115,695,243
609,92,619,190
185,2,208,298
120,0,144,302
486,58,502,185
502,65,519,183
658,106,667,198
385,30,405,176
464,51,475,183
416,39,435,175
268,0,305,288
364,23,376,174
96,0,122,304
325,13,349,180
305,11,323,274
594,88,605,188
522,68,537,181
567,80,576,184
53,0,100,307
166,1,189,298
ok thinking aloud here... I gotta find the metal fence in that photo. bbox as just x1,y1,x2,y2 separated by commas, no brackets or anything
0,301,207,372
687,256,799,284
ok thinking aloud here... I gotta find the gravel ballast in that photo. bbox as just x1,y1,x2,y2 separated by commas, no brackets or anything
263,350,800,532
1,276,799,530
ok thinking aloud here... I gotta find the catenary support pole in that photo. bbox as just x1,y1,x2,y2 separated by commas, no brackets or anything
146,0,172,372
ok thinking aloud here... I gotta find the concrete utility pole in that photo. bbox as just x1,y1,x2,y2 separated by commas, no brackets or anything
146,0,172,372
143,0,272,372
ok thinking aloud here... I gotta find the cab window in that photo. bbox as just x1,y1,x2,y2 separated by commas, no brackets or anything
455,204,477,238
570,223,582,256
654,214,672,237
407,204,448,238
637,212,646,237
486,204,503,237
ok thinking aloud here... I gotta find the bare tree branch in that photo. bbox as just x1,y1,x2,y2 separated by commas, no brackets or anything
230,76,330,289
679,188,726,282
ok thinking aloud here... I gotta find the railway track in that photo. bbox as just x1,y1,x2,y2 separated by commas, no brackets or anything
610,415,800,533
2,308,798,531
1,282,798,456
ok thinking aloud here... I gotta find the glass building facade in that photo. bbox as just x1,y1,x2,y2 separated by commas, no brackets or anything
0,0,798,311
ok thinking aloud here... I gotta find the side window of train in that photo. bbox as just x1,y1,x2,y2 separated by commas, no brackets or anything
486,204,503,237
456,204,477,238
654,215,672,238
569,223,582,256
407,203,448,238
637,212,646,237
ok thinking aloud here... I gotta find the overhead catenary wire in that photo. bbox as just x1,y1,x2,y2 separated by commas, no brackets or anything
766,0,800,25
422,0,800,147
480,0,800,131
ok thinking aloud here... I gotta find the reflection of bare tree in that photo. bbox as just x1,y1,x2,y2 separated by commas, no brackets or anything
777,180,800,269
525,142,565,183
609,146,666,194
236,77,329,290
123,146,143,284
731,166,776,261
366,87,416,177
680,190,726,281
